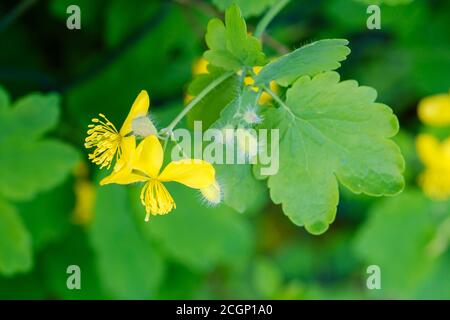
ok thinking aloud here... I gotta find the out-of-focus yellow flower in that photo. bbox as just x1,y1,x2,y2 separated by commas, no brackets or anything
418,93,450,126
192,57,209,75
187,58,209,103
187,59,279,106
73,180,95,225
244,66,279,105
102,135,216,221
72,162,96,225
416,134,450,200
185,58,210,105
85,91,149,169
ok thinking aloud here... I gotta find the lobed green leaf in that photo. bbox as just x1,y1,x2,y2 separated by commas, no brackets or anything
259,71,405,234
0,199,32,276
254,39,351,86
204,4,266,70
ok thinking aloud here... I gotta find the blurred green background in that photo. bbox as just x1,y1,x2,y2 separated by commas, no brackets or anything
0,0,449,299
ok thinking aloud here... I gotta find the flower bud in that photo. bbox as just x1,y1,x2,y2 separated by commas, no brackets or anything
242,107,263,125
236,129,259,160
132,115,157,138
200,180,222,206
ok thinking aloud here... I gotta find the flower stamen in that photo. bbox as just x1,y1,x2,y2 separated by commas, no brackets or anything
85,114,122,169
140,179,176,220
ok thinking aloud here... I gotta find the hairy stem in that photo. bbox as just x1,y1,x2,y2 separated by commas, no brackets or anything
427,216,450,258
261,84,295,118
161,71,234,134
0,0,38,32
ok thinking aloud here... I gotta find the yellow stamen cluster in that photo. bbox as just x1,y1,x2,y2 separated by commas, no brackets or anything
140,179,176,221
85,114,122,169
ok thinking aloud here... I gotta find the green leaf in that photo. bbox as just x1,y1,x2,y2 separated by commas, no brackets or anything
0,198,32,276
17,178,74,251
204,4,266,70
156,262,205,299
0,90,79,201
137,184,253,272
0,86,9,112
40,227,108,299
212,0,278,18
260,71,404,234
356,0,414,5
0,92,59,144
187,65,242,129
0,141,79,201
354,190,439,297
415,252,450,299
89,184,164,299
252,257,282,298
254,39,351,86
0,271,45,299
216,164,267,213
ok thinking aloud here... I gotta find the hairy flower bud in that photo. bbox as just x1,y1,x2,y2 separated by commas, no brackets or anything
132,115,157,138
200,180,222,206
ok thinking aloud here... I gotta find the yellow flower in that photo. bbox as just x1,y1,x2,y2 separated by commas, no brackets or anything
244,66,279,105
192,57,209,75
72,161,96,225
102,135,216,221
184,58,210,105
85,90,150,169
416,134,450,200
73,180,96,225
418,93,450,126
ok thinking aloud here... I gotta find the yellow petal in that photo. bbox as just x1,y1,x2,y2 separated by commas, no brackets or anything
100,137,146,185
158,159,215,189
133,135,164,178
100,168,145,185
120,90,150,136
140,180,176,220
119,136,136,166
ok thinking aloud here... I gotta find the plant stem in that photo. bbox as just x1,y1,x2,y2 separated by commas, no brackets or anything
0,0,38,32
427,216,450,258
169,132,189,159
254,0,290,38
261,84,295,118
162,71,234,134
